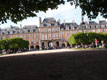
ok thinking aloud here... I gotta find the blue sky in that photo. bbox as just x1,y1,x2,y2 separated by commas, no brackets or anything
0,2,106,29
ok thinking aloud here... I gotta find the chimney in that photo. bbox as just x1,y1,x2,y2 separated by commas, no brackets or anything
39,17,42,27
96,18,99,24
87,18,89,24
10,25,12,29
58,19,60,23
72,20,75,23
64,20,66,26
20,24,22,29
82,16,84,23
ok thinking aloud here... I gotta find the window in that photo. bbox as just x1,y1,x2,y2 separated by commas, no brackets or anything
31,40,34,44
31,34,33,39
56,28,58,32
16,35,18,37
101,25,105,28
26,34,28,40
45,34,47,40
62,31,64,35
103,29,105,32
88,29,90,32
49,33,51,39
72,31,74,34
52,28,55,32
92,29,95,32
2,32,4,35
53,33,55,39
0,37,2,40
10,35,13,38
8,31,10,34
28,30,30,33
48,28,51,32
56,33,58,38
98,29,100,32
44,28,47,32
42,34,44,40
67,31,69,35
51,23,55,26
36,34,39,43
33,29,36,32
20,35,23,38
44,24,47,26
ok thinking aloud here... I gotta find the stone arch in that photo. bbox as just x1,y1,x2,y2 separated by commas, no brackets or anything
48,41,53,48
42,42,45,50
56,41,59,48
62,43,65,47
36,45,39,50
31,45,34,49
67,42,70,47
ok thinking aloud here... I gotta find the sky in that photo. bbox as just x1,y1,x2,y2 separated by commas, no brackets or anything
0,2,106,29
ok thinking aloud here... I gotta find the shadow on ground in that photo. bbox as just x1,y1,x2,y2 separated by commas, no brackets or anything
0,50,107,80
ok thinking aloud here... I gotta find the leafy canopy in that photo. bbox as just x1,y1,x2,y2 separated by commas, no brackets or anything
0,0,106,24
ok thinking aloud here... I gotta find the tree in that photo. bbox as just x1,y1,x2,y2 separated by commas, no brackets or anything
0,38,29,51
69,32,106,45
0,39,9,50
0,0,64,24
0,0,106,24
68,0,107,19
8,38,29,49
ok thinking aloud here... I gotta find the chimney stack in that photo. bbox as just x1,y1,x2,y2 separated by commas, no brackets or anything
96,18,99,24
20,24,22,29
64,20,66,26
58,19,60,23
39,17,42,27
72,20,75,23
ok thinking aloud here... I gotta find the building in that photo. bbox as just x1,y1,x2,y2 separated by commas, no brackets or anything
0,17,107,50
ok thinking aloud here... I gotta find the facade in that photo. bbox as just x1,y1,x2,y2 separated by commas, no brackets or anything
0,17,107,50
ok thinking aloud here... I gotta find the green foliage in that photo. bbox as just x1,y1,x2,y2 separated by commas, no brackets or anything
68,0,107,19
69,32,106,45
69,34,76,45
0,0,64,24
0,0,106,24
0,39,9,50
0,38,29,50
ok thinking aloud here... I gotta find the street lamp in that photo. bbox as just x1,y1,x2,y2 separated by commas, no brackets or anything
81,16,85,33
81,16,85,48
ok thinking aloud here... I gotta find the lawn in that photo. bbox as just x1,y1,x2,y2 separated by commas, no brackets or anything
0,50,107,80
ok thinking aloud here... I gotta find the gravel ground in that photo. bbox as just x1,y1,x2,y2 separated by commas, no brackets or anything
0,49,107,80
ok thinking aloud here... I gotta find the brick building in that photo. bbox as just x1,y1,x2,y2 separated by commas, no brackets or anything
0,17,107,50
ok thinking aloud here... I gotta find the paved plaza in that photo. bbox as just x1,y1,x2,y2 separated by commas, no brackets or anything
0,49,107,80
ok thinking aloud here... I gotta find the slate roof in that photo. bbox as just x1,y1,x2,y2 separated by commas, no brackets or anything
99,20,107,25
60,23,79,30
43,17,56,23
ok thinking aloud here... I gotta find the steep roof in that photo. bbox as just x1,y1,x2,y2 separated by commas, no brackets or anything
60,23,79,30
99,20,107,25
43,17,56,23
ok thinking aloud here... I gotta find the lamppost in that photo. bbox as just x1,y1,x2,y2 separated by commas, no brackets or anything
81,16,85,34
81,16,85,48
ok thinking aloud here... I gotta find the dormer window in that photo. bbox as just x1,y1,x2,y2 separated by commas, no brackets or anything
44,24,47,27
51,23,55,26
13,31,15,34
17,32,20,34
33,29,36,32
8,31,10,34
28,30,30,33
2,32,4,35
